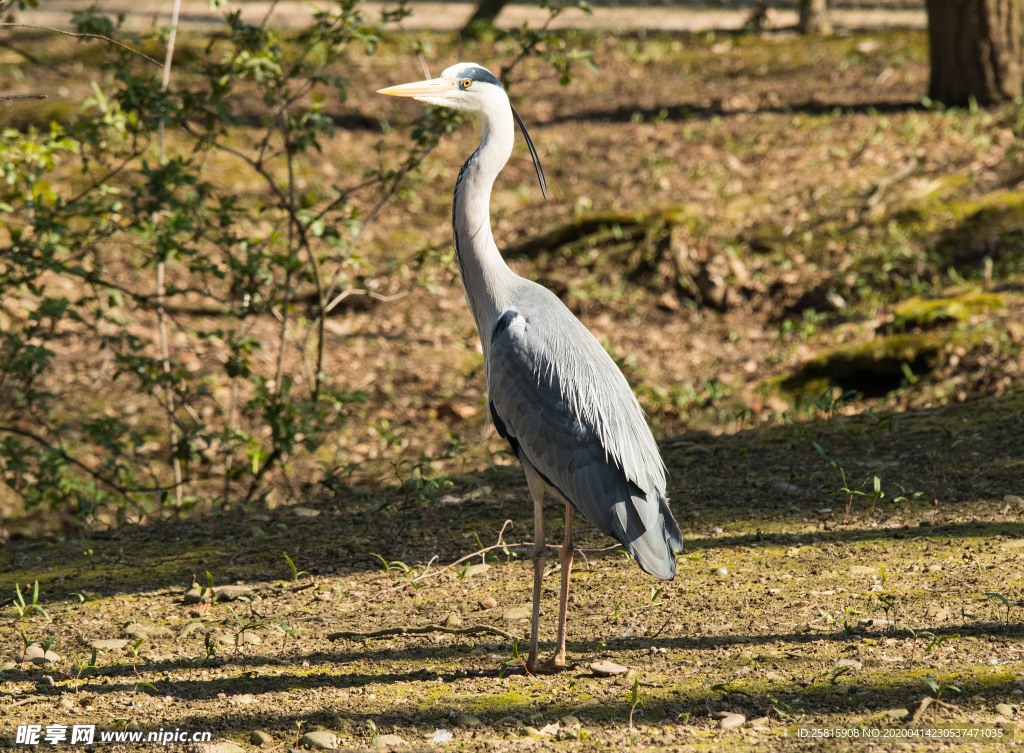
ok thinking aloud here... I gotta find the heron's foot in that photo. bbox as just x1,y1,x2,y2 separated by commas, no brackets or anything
535,655,571,674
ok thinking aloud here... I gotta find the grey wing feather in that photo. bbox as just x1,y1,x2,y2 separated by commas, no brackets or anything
487,283,683,580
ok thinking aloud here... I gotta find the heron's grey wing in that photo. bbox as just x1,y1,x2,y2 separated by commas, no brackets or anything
487,293,683,580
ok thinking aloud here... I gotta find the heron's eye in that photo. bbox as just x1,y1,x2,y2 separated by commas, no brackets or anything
462,78,472,89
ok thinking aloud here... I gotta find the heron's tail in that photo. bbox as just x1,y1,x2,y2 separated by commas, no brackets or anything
611,485,684,581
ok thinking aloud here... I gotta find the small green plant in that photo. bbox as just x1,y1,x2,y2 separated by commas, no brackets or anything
226,605,263,658
204,632,217,660
276,621,306,652
181,653,205,681
196,571,217,606
875,593,898,630
984,592,1024,626
12,582,50,621
892,484,924,515
767,693,801,721
128,638,145,660
923,676,961,718
499,638,526,678
284,553,311,582
394,563,422,594
867,476,884,517
842,605,862,634
469,530,486,562
925,633,960,655
612,599,624,637
649,586,665,607
818,609,836,639
821,664,851,684
943,428,979,449
132,676,159,702
806,387,857,418
836,469,864,523
294,721,306,749
17,628,33,665
69,649,99,692
628,677,645,730
366,720,378,747
904,627,934,665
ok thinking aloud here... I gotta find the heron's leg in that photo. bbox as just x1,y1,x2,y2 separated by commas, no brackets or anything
543,502,574,669
523,459,546,674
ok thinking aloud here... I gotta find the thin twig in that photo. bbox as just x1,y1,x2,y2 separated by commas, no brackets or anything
327,623,519,642
259,0,283,29
156,0,184,508
378,541,527,594
379,520,516,594
222,295,250,507
376,536,623,597
0,93,45,101
275,105,296,396
306,244,327,403
0,24,163,68
7,696,42,709
322,287,409,316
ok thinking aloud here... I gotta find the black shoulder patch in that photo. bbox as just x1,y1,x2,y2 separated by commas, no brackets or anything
492,310,518,340
465,66,503,89
490,401,521,459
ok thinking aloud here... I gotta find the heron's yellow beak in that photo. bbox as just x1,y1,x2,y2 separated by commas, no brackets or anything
377,78,454,98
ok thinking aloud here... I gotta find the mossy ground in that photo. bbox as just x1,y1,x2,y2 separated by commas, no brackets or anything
3,393,1024,751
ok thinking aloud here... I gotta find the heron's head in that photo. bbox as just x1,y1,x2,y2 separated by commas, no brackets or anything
377,62,548,198
376,62,505,111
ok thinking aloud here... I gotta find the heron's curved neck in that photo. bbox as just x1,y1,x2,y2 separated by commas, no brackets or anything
453,101,518,344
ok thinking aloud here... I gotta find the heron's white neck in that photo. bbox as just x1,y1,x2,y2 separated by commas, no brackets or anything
452,97,519,350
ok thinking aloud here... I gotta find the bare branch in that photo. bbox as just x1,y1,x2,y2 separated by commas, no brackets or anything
0,24,163,68
327,623,519,642
0,424,176,495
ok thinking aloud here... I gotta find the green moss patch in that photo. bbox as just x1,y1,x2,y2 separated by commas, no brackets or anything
503,208,707,303
781,332,949,400
891,292,1007,331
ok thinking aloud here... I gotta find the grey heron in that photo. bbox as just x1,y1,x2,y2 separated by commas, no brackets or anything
379,63,683,672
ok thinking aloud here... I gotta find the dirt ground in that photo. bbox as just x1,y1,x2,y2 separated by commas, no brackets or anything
2,19,1024,752
2,392,1024,752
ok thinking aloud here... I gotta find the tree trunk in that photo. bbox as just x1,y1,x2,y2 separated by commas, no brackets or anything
460,0,509,38
799,0,832,34
927,0,1024,106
